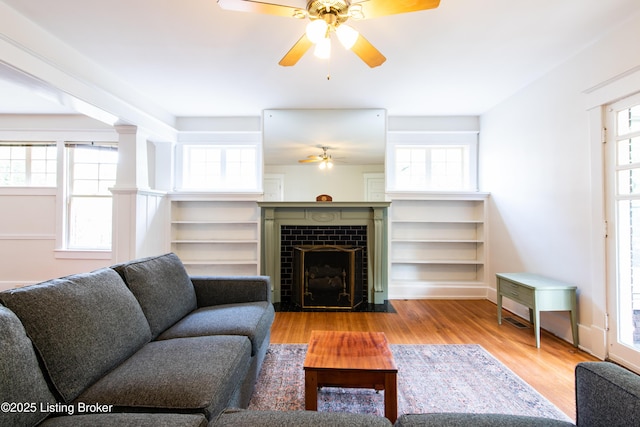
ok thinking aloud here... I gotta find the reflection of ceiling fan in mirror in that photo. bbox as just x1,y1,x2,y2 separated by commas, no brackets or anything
217,0,441,68
299,146,334,169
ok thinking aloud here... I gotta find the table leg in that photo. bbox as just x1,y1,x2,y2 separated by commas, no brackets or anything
497,293,503,324
570,292,579,347
305,370,318,411
533,307,541,348
384,372,397,423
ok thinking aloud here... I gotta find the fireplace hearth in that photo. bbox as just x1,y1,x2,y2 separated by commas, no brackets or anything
293,245,363,309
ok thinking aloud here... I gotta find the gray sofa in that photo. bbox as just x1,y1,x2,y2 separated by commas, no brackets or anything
0,252,276,426
2,252,639,426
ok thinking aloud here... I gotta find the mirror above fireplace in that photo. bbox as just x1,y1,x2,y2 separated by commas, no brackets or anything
262,109,386,166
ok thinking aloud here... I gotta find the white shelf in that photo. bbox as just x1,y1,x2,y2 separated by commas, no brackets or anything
393,239,484,243
391,220,483,223
391,259,484,265
391,279,486,286
171,240,259,244
169,198,260,276
182,260,259,265
389,195,489,299
171,220,259,224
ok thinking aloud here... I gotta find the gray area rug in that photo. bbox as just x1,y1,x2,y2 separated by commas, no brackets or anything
249,344,572,422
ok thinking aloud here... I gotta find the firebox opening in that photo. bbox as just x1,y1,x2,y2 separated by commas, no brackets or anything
293,245,363,310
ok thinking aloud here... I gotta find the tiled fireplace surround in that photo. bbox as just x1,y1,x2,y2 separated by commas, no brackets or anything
258,202,391,308
282,225,368,306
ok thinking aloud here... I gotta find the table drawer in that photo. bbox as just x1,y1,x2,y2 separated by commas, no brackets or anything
498,279,534,307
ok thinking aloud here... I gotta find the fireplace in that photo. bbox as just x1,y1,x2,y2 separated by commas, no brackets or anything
281,225,368,307
258,201,391,308
293,245,364,309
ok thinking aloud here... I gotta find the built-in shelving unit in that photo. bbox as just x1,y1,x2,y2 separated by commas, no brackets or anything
169,194,261,276
388,193,489,299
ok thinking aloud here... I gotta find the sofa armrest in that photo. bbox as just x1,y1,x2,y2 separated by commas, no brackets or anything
190,275,272,307
575,361,640,427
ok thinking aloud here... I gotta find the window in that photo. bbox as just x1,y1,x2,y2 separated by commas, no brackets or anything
66,143,117,250
395,145,468,190
387,134,478,191
0,143,57,186
180,144,258,190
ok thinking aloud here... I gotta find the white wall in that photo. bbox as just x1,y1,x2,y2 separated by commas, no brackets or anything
480,12,640,357
0,189,113,290
264,164,385,201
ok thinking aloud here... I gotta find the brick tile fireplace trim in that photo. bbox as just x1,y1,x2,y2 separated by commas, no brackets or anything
258,202,391,305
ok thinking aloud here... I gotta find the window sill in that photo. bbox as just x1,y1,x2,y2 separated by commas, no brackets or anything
0,187,57,196
54,250,112,260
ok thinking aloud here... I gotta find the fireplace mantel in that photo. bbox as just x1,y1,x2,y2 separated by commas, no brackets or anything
258,201,391,209
258,201,390,305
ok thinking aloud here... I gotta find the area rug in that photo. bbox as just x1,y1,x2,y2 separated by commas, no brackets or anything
249,344,572,422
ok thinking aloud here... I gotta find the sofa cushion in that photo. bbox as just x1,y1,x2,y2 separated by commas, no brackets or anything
112,253,197,339
210,408,393,426
40,413,207,427
394,413,574,426
0,268,152,402
75,335,252,420
157,301,275,356
0,305,57,427
576,361,640,427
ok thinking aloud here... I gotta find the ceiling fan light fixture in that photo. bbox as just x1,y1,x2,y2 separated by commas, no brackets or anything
306,19,328,44
318,158,333,169
313,36,331,59
218,0,441,69
336,24,358,50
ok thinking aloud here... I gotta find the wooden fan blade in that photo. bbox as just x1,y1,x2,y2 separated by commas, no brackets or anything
351,34,386,68
279,34,313,66
356,0,440,20
299,158,322,163
217,0,300,18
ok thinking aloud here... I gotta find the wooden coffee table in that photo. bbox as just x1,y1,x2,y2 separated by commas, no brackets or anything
303,330,398,422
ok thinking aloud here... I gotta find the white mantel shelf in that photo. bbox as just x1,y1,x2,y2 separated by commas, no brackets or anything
257,201,392,208
258,201,390,305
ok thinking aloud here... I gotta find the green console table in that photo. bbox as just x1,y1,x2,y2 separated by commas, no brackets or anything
496,273,578,348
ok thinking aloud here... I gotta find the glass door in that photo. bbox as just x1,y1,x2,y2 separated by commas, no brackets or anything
606,92,640,371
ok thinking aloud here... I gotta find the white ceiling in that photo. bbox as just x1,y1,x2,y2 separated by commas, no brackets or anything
1,0,640,165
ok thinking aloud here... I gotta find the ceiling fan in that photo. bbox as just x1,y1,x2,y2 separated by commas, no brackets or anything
217,0,441,68
299,146,334,169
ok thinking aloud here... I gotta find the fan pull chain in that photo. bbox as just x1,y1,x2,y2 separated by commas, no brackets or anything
326,56,331,80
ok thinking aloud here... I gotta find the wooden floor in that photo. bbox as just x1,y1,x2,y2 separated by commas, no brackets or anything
270,299,599,421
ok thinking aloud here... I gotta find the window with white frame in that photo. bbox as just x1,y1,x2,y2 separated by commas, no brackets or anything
66,143,117,250
387,133,478,191
0,143,57,186
180,144,258,190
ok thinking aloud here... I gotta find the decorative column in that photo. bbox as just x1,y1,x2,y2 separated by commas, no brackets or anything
111,125,156,263
372,206,388,304
114,125,149,190
262,207,277,301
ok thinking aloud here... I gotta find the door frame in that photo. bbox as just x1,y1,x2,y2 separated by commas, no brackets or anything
604,92,640,372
